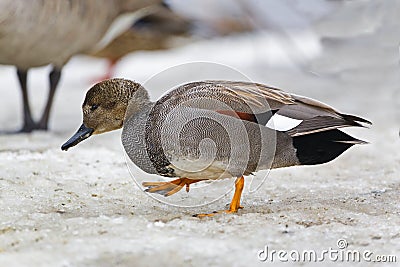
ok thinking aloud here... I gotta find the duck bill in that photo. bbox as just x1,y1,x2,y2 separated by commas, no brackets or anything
61,124,94,151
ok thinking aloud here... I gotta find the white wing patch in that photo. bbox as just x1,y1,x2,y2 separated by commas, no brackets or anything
266,114,302,131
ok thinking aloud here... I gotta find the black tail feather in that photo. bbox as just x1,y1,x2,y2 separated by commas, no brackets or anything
340,113,372,126
292,129,365,165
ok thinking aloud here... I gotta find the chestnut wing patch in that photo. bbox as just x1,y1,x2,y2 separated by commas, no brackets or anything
216,110,276,125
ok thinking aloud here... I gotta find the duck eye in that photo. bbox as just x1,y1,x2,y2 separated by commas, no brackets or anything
90,104,99,111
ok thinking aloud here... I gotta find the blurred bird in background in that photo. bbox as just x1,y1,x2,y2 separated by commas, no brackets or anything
0,0,164,132
88,5,193,82
86,1,259,82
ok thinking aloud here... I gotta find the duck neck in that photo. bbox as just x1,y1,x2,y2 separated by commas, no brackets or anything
124,85,153,121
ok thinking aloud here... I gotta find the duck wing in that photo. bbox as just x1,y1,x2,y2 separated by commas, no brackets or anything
152,80,292,125
154,80,371,137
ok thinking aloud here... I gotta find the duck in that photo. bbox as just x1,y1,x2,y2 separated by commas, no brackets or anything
88,5,192,81
0,0,163,132
61,78,371,216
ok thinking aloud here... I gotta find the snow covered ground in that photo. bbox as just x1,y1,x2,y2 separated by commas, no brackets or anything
0,1,399,266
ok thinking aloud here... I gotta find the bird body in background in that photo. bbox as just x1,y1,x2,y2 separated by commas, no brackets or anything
88,3,263,82
0,0,163,132
61,79,370,216
89,6,192,81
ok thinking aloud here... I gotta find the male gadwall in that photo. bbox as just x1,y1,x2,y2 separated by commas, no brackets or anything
62,79,370,216
0,0,163,132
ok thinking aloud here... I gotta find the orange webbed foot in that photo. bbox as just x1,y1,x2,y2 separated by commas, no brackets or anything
142,178,204,197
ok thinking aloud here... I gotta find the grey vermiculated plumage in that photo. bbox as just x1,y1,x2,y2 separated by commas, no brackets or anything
122,80,283,179
123,104,283,179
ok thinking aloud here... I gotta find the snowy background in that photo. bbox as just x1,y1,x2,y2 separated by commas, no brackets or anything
0,1,399,266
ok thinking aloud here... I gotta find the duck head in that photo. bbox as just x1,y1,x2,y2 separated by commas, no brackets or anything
61,78,148,151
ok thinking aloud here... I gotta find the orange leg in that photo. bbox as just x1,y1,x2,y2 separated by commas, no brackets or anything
229,176,245,211
194,176,245,218
142,178,205,197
